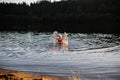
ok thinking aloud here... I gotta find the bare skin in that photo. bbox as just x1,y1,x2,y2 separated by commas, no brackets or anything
52,31,68,46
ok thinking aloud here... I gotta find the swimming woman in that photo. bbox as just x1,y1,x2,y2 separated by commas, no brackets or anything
52,31,68,46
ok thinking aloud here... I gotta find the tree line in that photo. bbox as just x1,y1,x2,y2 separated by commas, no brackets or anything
0,0,120,34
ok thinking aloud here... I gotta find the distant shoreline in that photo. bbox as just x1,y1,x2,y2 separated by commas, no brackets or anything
0,0,119,34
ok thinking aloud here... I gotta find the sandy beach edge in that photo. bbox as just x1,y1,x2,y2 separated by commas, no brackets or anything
0,68,69,80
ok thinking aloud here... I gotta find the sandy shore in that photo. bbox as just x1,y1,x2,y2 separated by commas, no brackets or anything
0,69,69,80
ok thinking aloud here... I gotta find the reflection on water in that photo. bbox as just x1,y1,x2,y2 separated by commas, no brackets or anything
0,32,120,80
52,43,68,54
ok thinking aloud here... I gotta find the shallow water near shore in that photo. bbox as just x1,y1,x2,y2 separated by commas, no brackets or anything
0,32,120,80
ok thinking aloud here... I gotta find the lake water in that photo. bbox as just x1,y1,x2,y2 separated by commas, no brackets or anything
0,32,120,80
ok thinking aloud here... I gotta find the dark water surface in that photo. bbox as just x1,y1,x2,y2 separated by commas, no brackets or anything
0,32,120,80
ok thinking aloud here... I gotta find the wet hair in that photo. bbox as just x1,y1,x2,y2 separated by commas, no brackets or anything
58,34,62,38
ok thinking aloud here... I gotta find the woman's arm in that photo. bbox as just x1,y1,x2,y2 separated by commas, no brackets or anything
64,32,68,41
52,31,58,45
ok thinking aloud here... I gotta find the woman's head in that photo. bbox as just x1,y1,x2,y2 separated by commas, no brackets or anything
58,34,62,38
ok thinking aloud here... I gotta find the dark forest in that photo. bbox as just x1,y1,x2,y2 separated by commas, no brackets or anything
0,0,120,34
